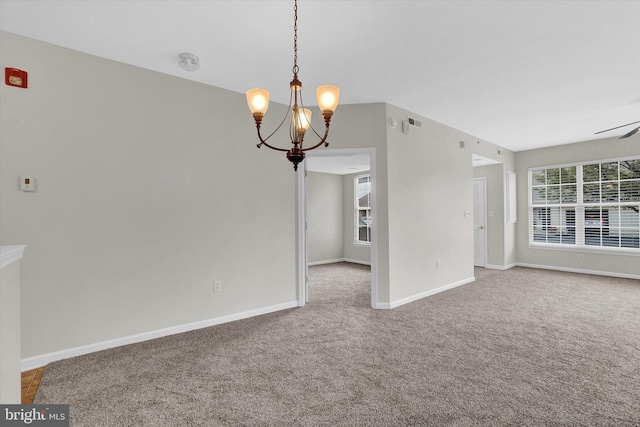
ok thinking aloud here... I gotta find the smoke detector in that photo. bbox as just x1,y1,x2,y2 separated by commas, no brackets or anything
178,53,200,71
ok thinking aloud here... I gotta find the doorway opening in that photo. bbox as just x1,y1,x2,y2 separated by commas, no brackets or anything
472,154,505,270
307,262,371,308
297,148,378,308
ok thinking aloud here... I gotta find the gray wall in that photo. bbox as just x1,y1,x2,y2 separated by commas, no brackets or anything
0,259,22,402
1,32,298,359
307,172,344,263
306,171,371,265
385,104,477,304
515,137,640,277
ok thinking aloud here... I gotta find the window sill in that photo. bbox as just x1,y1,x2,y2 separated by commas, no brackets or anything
528,243,640,256
353,241,371,248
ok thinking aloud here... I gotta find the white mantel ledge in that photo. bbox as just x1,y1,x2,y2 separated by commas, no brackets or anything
0,245,27,269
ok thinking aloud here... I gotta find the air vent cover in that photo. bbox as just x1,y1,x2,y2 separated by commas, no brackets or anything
407,116,422,128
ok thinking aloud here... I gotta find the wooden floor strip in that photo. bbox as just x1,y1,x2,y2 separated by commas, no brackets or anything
21,367,45,404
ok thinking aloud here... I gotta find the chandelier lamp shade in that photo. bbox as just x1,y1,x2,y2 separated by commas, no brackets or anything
246,0,340,171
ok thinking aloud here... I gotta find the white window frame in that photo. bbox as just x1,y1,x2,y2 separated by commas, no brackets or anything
528,156,640,254
354,173,371,246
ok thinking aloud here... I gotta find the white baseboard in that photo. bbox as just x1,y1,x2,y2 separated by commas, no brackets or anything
308,258,371,266
516,263,640,280
343,258,371,266
388,277,475,309
308,258,344,266
21,300,299,372
485,263,517,271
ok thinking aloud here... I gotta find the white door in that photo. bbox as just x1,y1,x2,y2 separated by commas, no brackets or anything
473,178,486,267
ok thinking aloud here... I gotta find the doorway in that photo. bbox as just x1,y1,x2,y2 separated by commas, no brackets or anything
473,177,487,267
297,148,378,308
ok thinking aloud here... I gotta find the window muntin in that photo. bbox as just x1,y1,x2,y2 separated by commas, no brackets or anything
529,157,640,251
355,174,371,244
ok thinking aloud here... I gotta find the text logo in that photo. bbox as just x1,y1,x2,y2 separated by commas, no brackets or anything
1,405,69,426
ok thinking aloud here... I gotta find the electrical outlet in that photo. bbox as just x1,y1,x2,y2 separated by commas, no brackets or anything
578,254,585,261
436,260,440,270
214,280,222,292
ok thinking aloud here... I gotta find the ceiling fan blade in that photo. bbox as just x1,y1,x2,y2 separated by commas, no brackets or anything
594,120,640,135
619,126,639,139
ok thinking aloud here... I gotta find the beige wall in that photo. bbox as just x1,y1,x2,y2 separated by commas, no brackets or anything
1,32,297,359
385,104,476,304
515,137,640,277
307,172,344,263
0,259,22,403
306,171,371,265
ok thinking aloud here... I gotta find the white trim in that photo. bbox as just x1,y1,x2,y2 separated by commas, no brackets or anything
528,243,640,256
21,300,298,372
506,170,517,224
485,263,517,270
354,173,372,245
353,241,371,248
0,245,27,269
308,258,345,266
344,258,371,266
297,162,308,307
308,258,371,267
369,148,378,309
374,302,391,310
516,263,640,280
297,161,307,307
473,177,488,267
388,277,475,309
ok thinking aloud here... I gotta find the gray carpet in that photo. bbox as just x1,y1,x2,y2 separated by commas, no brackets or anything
35,264,640,426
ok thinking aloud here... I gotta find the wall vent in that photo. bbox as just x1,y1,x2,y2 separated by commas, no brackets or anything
407,116,422,128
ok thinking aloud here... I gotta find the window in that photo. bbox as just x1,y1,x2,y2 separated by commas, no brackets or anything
529,157,640,251
355,174,371,244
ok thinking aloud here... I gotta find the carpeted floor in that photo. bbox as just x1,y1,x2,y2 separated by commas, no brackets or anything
35,264,640,426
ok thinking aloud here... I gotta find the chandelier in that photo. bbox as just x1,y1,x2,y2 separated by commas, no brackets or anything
246,0,340,171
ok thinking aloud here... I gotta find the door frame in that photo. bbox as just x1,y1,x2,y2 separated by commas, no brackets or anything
297,148,378,308
473,177,488,267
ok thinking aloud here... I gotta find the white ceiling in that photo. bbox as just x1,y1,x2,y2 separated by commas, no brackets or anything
472,154,501,168
1,0,639,152
306,153,371,175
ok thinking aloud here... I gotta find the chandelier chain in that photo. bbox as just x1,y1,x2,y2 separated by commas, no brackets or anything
293,0,299,76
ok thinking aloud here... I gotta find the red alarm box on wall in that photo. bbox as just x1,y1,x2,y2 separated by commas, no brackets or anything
5,68,28,88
